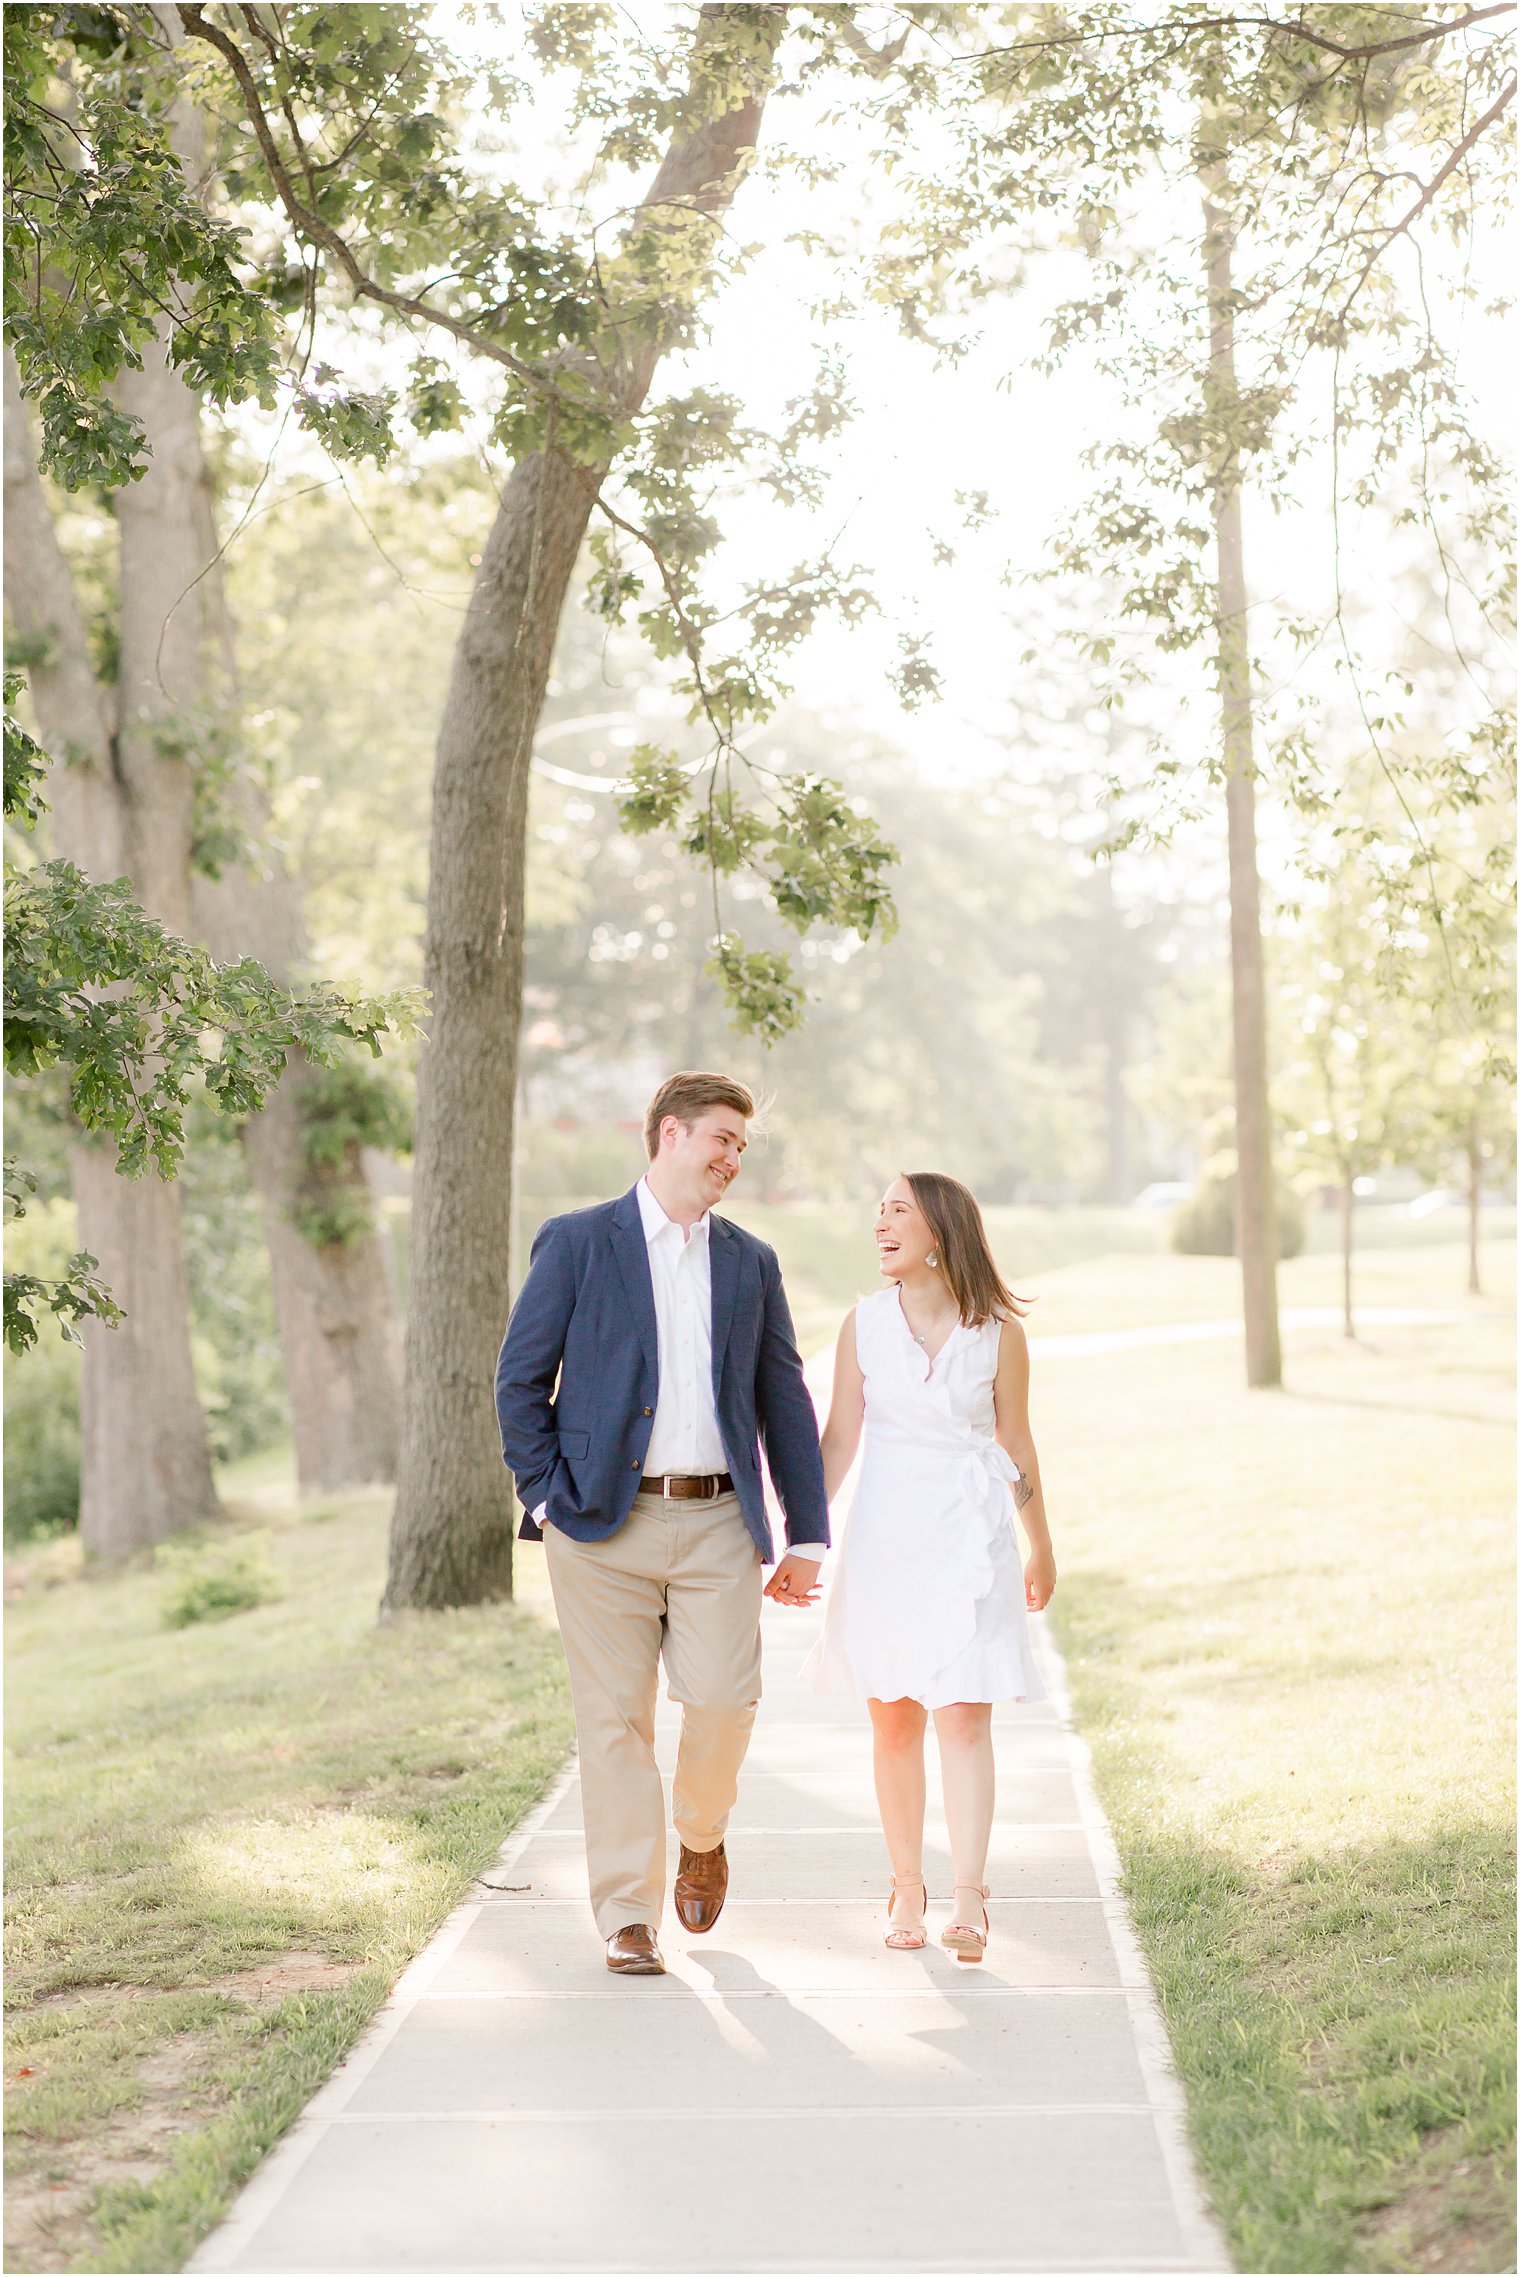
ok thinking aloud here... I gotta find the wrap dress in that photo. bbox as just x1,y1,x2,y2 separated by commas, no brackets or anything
799,1286,1047,1709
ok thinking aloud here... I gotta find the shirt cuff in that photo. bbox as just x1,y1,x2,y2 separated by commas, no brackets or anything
785,1542,826,1563
532,1502,547,1523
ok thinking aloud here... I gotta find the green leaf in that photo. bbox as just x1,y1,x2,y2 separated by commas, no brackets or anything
617,744,690,834
706,935,806,1046
3,674,49,827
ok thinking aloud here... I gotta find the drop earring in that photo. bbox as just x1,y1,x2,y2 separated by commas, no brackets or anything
926,1250,939,1268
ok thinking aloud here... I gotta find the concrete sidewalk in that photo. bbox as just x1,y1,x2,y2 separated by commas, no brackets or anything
192,1600,1229,2275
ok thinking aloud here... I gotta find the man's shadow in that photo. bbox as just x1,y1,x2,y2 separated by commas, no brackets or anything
676,1935,992,2097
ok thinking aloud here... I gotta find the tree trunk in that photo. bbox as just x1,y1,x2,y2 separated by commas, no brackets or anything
1341,1171,1355,1339
1093,840,1133,1205
8,42,406,1534
239,1069,403,1488
1203,175,1283,1390
384,449,595,1611
384,6,785,1610
1,355,120,880
190,757,404,1491
69,1142,221,1552
1103,1028,1131,1205
4,348,221,1554
1467,1118,1482,1297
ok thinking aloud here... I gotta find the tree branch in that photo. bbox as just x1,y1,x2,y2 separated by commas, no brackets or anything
1257,3,1514,61
970,4,1514,67
1382,68,1516,245
174,3,552,397
1343,69,1515,308
593,488,730,744
835,19,911,75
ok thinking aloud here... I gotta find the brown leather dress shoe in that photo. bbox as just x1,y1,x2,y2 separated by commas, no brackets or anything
674,1840,728,1933
605,1924,665,1975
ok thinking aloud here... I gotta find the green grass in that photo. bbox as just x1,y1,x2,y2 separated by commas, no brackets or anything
4,1497,572,2274
1031,1244,1515,2272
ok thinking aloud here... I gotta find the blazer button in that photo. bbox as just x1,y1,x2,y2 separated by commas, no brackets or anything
643,1406,653,1417
631,1459,640,1470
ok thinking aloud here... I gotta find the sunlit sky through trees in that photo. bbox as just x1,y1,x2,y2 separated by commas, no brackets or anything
218,6,1513,927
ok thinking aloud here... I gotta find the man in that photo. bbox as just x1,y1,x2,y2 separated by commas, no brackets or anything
496,1071,829,1976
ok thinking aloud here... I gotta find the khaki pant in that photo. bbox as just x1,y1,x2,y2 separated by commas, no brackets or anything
545,1492,762,1938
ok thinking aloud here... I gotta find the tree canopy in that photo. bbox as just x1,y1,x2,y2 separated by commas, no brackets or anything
3,676,419,1353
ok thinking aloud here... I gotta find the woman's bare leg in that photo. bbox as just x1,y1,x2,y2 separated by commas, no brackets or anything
934,1702,995,1928
868,1696,929,1933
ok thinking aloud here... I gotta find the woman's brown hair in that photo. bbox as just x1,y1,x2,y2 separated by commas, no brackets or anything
902,1171,1032,1328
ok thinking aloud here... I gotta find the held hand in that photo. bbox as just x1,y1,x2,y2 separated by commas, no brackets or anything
1024,1548,1056,1612
764,1553,822,1608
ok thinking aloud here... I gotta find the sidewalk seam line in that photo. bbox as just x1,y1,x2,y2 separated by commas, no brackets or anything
320,2101,1165,2121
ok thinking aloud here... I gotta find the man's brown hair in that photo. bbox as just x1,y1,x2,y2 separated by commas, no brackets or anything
643,1071,756,1160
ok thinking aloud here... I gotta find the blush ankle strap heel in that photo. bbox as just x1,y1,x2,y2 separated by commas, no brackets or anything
941,1882,990,1963
884,1873,929,1950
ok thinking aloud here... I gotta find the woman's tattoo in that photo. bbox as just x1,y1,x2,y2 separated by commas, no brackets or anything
1014,1474,1034,1510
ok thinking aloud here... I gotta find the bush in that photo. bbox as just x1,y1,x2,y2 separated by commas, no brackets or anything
159,1533,285,1628
3,1199,83,1541
1172,1174,1306,1261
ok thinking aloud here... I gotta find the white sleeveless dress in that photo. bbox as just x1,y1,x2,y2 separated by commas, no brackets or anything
799,1287,1047,1709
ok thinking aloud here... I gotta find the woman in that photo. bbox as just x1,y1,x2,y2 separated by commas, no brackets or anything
799,1172,1057,1961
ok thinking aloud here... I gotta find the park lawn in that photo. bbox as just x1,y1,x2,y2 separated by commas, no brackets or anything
4,1229,1511,2274
3,1494,573,2276
724,1193,1509,1352
1015,1226,1508,1342
725,1197,1169,1351
1033,1255,1515,2273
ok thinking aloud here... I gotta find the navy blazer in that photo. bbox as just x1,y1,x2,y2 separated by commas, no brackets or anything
494,1185,830,1565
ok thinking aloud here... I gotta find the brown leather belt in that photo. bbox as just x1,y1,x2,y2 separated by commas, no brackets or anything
638,1472,734,1500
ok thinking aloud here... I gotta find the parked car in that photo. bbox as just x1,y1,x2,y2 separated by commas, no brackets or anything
1406,1187,1461,1219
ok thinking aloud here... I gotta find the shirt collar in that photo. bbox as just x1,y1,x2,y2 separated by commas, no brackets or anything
637,1174,710,1248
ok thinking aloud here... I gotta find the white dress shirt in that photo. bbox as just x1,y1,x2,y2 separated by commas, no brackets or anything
635,1176,730,1475
533,1177,730,1525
